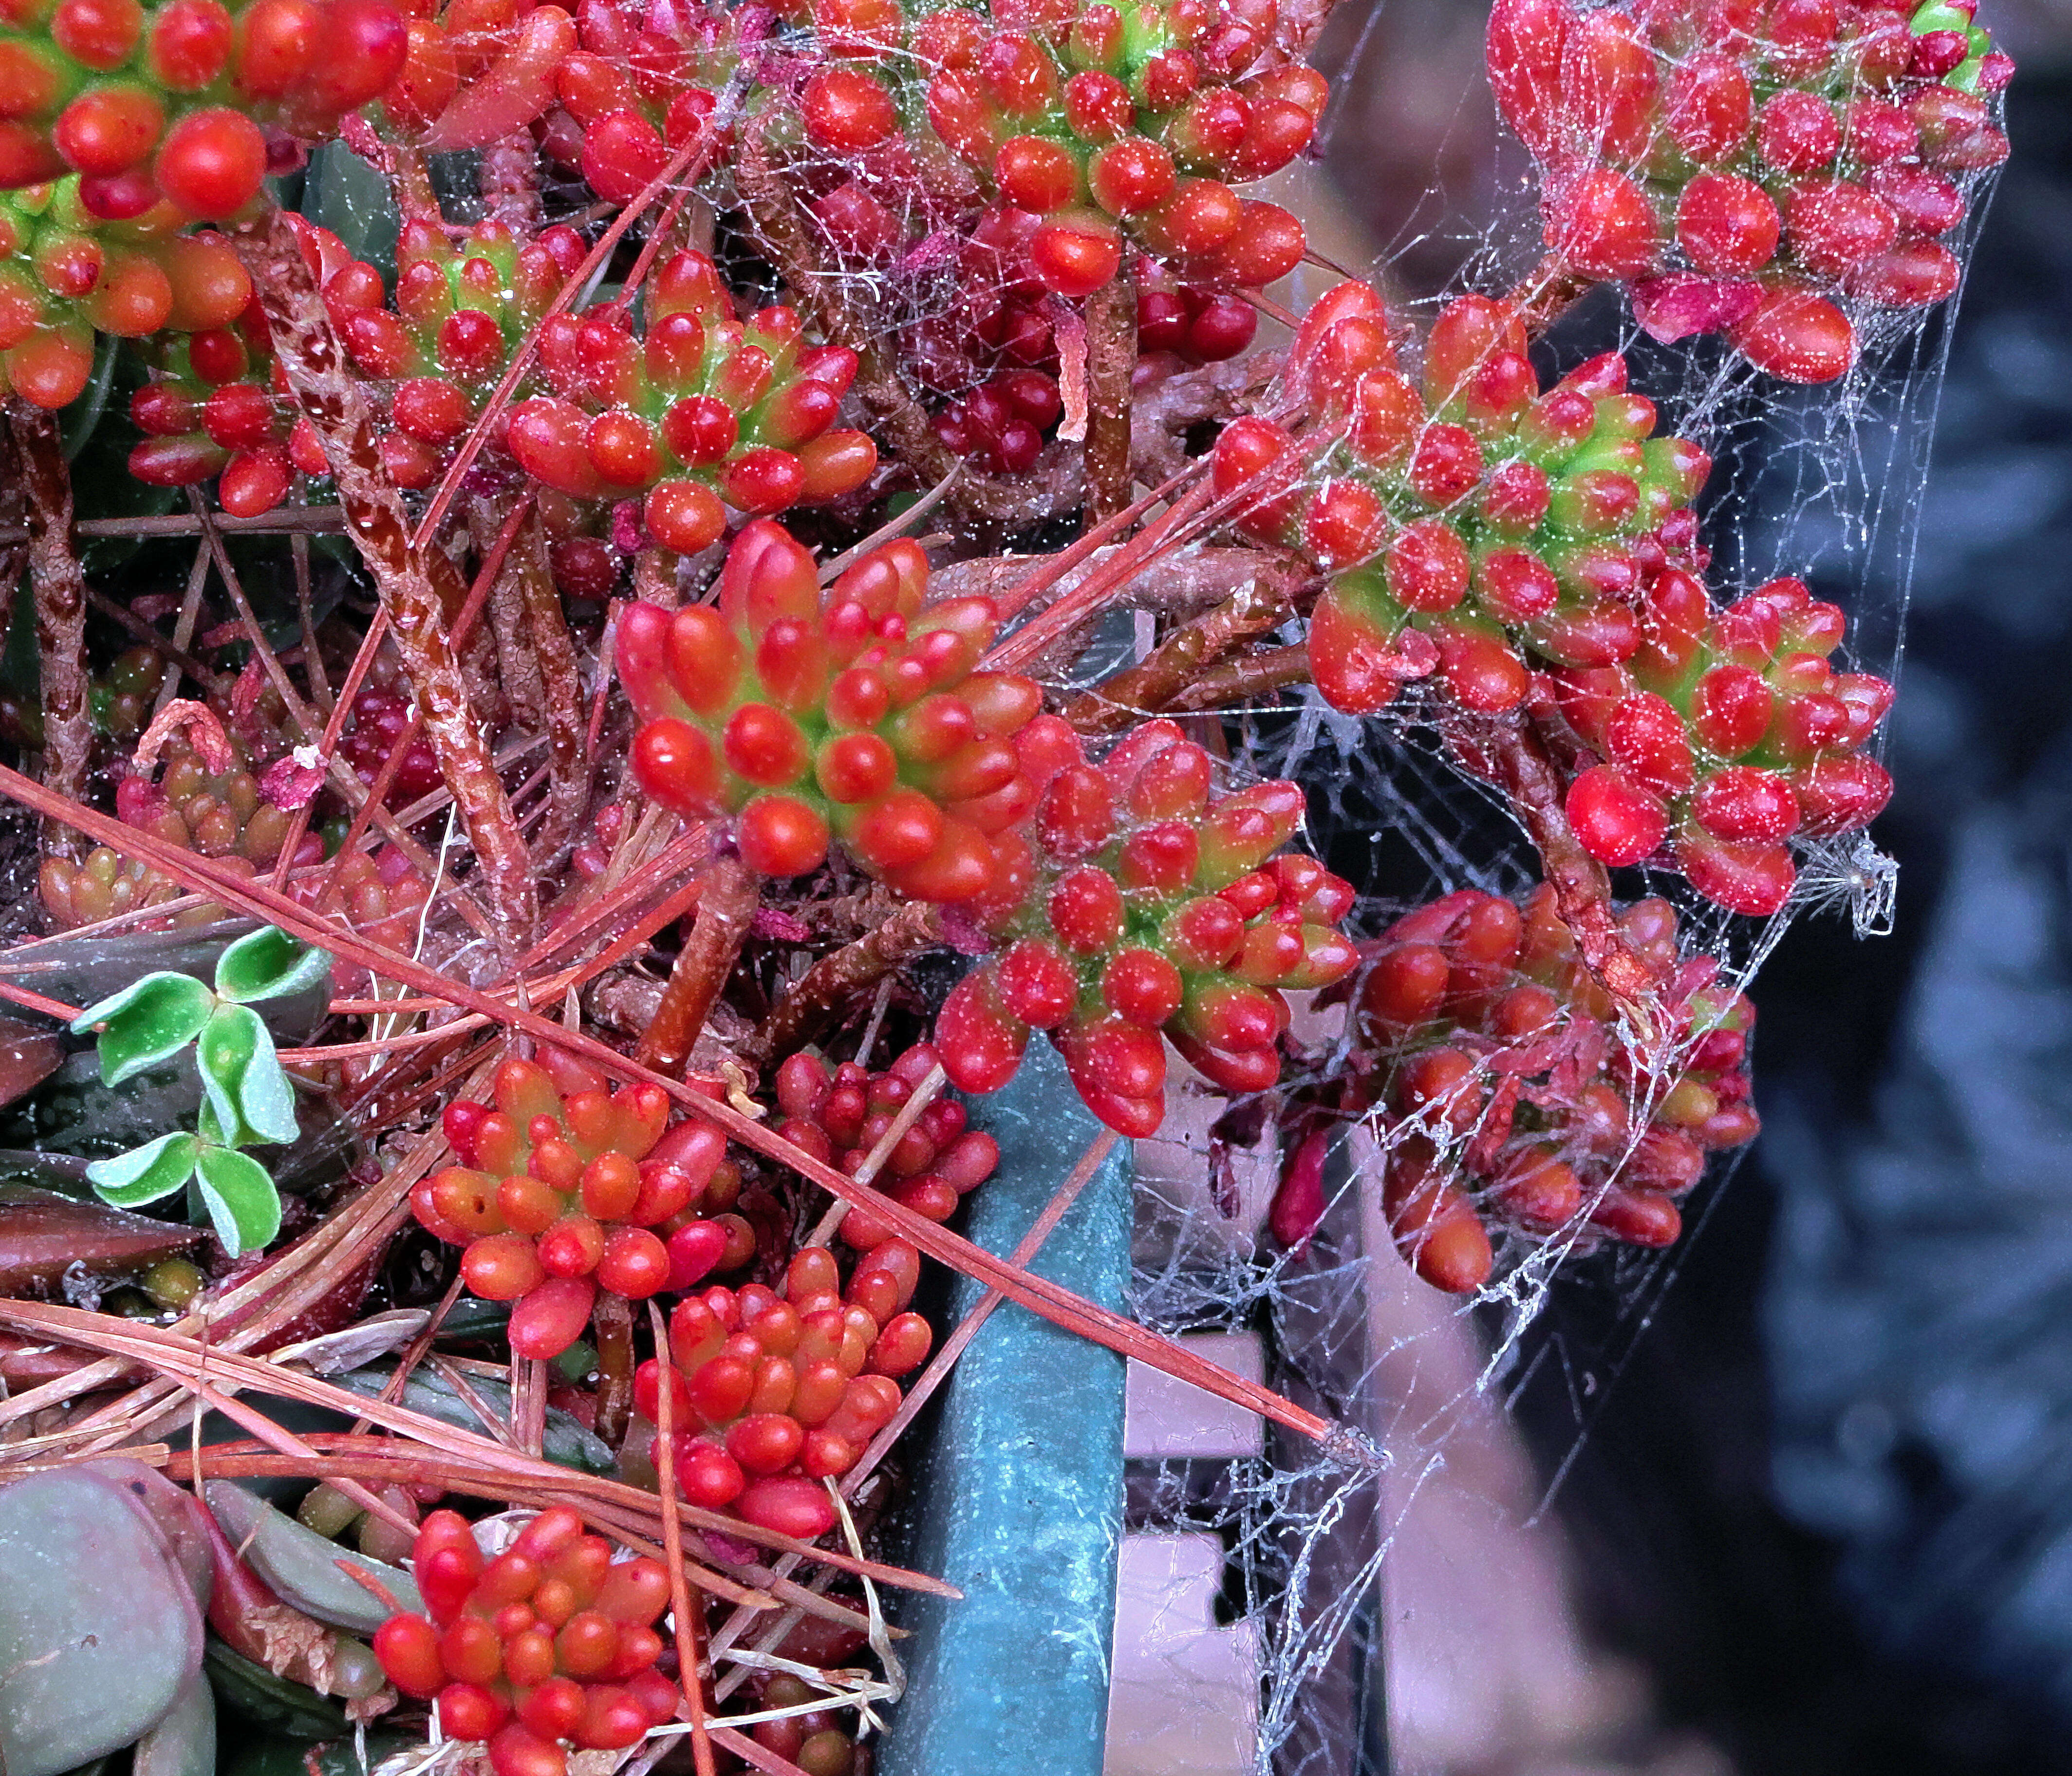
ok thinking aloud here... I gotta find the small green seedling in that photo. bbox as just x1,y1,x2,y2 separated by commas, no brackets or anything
70,928,331,1258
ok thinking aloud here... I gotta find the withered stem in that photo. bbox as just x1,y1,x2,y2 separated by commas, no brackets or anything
234,202,539,951
592,1290,635,1452
6,402,90,859
1085,262,1139,523
1063,565,1311,734
745,900,945,1071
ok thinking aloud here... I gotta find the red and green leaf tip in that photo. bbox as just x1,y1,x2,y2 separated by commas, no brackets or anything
1326,885,1757,1293
1552,572,1892,915
937,715,1358,1135
0,175,250,404
637,1240,933,1541
0,0,409,221
1487,0,2011,380
887,0,1325,294
506,247,877,542
618,518,1045,896
543,0,749,200
335,215,584,492
414,1054,738,1361
1218,282,1894,917
372,1507,678,1776
1219,285,1713,716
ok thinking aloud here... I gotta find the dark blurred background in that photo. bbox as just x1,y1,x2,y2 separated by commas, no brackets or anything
1306,9,2072,1773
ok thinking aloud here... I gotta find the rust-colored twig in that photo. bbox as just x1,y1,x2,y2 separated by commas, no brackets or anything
635,854,759,1077
982,475,1219,673
476,496,548,735
6,402,90,857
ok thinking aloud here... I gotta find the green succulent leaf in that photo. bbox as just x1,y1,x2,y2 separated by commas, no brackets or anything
70,972,215,1086
193,1145,281,1258
213,928,332,1007
197,1005,300,1147
86,1132,201,1207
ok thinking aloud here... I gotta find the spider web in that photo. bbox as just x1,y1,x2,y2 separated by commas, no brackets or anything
1091,24,1993,1775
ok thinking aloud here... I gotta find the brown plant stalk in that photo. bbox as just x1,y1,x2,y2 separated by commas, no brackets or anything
1062,565,1314,734
743,900,944,1070
232,203,539,950
5,402,90,857
592,1290,636,1452
1085,261,1139,522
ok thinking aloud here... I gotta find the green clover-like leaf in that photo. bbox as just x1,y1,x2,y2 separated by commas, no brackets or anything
214,927,333,1006
70,972,216,1086
86,1131,201,1207
194,1144,282,1258
197,1004,300,1147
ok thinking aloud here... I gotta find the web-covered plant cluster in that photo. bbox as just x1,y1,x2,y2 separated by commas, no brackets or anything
0,0,2007,1760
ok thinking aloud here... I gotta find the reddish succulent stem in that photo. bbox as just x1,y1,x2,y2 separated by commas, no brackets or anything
1062,565,1313,733
1085,262,1139,523
1161,643,1314,713
478,132,544,234
476,498,548,733
1511,253,1598,339
6,403,90,859
744,900,945,1070
388,146,441,226
592,1289,635,1451
510,504,589,860
634,855,760,1078
1478,712,1665,1012
234,202,540,951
